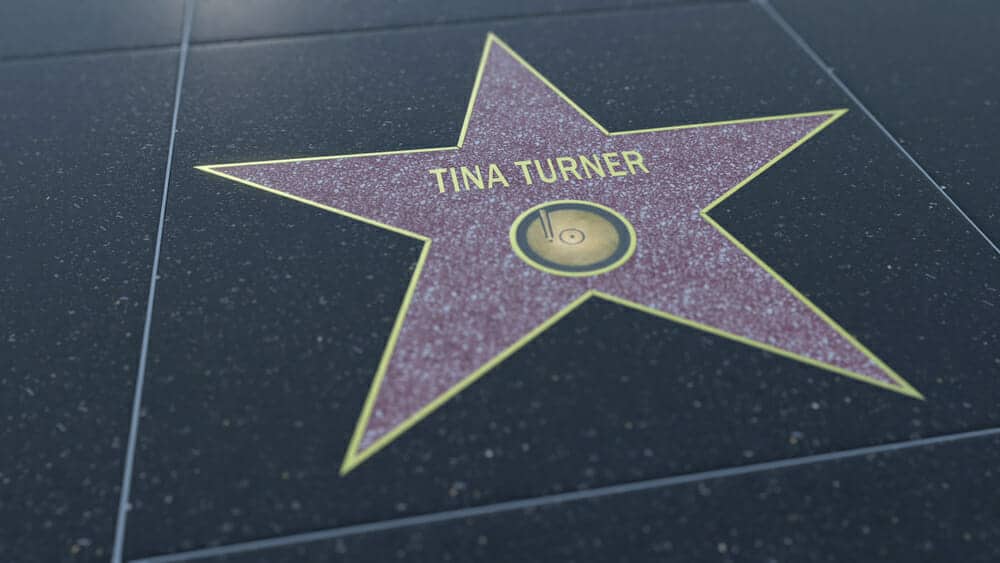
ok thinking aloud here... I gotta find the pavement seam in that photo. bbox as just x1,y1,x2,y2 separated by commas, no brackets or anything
112,2,195,561
131,426,1000,562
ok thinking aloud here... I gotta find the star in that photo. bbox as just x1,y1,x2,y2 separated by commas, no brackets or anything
198,34,921,474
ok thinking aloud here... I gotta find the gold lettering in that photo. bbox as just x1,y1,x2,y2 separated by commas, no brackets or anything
578,154,605,179
603,152,626,177
622,151,649,174
429,168,448,193
461,165,485,190
556,157,582,181
436,151,642,197
534,159,557,184
514,160,534,185
487,164,509,188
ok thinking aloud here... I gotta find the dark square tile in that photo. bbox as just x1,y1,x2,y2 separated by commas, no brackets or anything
771,0,1000,243
122,2,1000,559
0,1,183,59
207,432,1000,562
0,51,179,561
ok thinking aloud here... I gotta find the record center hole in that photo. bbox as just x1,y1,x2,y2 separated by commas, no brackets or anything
558,228,585,245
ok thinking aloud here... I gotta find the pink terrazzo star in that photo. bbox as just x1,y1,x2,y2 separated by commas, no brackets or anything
199,35,920,473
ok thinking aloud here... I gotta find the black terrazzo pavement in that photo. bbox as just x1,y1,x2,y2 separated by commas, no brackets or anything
0,51,178,560
1,1,998,562
773,0,1000,243
205,433,1000,563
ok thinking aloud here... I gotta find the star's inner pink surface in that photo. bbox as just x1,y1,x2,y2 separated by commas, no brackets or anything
214,42,900,453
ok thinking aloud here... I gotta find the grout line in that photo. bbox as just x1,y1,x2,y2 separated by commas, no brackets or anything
0,43,180,65
0,0,739,65
131,426,1000,562
111,1,195,562
755,0,1000,256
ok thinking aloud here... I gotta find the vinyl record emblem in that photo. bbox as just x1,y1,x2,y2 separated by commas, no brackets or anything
510,200,636,277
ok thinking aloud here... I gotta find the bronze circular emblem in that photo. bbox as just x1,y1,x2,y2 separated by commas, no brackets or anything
510,200,635,277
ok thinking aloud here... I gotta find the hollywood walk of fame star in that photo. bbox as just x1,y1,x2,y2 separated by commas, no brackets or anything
198,34,921,474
